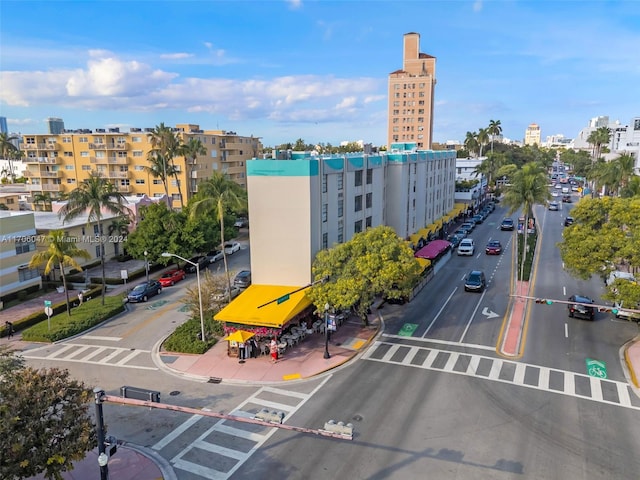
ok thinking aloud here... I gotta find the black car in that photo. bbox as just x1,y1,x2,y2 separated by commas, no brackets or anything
500,218,515,231
447,234,463,248
127,280,162,303
568,294,596,320
562,194,572,203
185,256,208,273
564,216,575,227
464,270,486,292
472,214,484,224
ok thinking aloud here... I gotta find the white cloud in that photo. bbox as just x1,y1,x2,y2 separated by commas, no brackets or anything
160,53,194,60
287,0,302,10
473,1,483,12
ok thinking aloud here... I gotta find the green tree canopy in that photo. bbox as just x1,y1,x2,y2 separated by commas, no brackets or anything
558,196,640,309
0,365,96,480
307,226,422,324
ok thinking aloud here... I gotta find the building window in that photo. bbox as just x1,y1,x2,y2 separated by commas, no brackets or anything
16,239,36,255
67,178,76,184
18,266,39,282
366,192,372,209
338,225,344,243
81,165,91,171
134,165,144,171
338,200,343,218
322,174,327,193
62,137,72,143
322,232,328,249
322,203,328,222
153,179,162,185
337,175,343,191
79,137,88,143
355,220,363,233
131,136,141,143
355,170,363,187
81,151,89,157
95,245,102,258
65,164,74,170
135,179,145,184
366,216,372,228
366,168,373,185
355,195,362,212
63,151,73,157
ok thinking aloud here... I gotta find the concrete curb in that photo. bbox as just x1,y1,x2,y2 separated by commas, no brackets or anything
122,443,178,480
623,339,640,389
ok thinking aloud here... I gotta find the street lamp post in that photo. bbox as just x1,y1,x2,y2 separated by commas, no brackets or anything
162,252,205,342
323,303,331,359
144,250,149,283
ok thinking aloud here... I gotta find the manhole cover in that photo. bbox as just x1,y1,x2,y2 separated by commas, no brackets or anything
169,391,180,396
352,414,363,422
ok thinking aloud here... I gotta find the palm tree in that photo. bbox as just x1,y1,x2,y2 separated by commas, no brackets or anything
0,132,19,182
488,119,502,154
613,153,637,194
190,173,247,301
179,137,207,200
32,192,53,212
587,126,611,162
28,230,91,316
58,172,129,304
464,131,479,157
620,175,640,198
148,123,184,210
502,162,550,283
477,128,490,157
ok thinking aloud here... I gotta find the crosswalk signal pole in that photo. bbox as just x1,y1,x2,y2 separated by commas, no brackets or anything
94,387,109,480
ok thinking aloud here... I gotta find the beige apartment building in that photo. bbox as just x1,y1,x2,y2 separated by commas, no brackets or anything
0,211,41,300
524,123,541,146
387,32,437,150
21,124,262,209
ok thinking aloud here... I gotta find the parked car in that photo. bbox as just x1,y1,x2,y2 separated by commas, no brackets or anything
460,222,474,233
567,294,596,320
464,270,486,292
234,217,249,228
472,214,484,224
158,269,186,287
212,286,242,302
457,238,475,256
564,216,575,227
606,270,636,287
184,256,208,273
234,270,252,289
127,280,162,303
453,229,467,239
447,234,463,248
548,201,559,211
500,218,515,231
206,250,224,264
485,240,502,255
224,242,241,255
612,301,640,321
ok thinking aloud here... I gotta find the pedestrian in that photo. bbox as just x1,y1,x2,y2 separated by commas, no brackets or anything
5,321,14,339
238,341,246,360
78,291,84,305
250,338,259,358
270,338,278,363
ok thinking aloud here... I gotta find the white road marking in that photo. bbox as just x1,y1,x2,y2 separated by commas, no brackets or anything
422,287,458,337
83,335,123,341
458,289,487,343
565,323,569,338
383,333,495,352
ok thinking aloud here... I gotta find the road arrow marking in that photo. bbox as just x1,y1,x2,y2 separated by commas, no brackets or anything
482,307,499,319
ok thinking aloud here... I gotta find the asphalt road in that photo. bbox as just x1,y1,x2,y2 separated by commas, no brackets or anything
20,207,640,479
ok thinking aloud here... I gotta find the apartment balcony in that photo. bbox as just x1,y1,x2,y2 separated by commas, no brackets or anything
116,185,131,193
90,157,128,164
40,171,62,178
27,183,63,192
105,142,128,150
24,157,58,164
104,171,129,179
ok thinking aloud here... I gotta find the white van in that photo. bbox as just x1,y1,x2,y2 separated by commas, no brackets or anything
606,271,636,287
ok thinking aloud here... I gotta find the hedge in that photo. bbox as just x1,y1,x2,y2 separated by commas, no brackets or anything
162,317,222,354
21,295,126,342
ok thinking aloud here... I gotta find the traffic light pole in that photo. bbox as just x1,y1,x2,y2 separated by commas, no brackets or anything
512,294,640,315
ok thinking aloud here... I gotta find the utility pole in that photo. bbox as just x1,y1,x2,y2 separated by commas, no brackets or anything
94,387,109,480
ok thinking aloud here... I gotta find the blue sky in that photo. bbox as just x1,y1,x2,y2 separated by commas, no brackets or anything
1,0,639,147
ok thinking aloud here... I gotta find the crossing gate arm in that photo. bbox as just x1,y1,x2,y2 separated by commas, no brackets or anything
101,394,353,440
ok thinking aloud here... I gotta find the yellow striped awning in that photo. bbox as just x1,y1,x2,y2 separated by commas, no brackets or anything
416,257,432,270
214,284,313,328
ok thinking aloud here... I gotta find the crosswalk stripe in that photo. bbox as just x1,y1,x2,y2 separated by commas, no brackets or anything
381,344,401,362
215,423,266,442
172,458,226,480
365,341,639,411
153,414,202,451
116,350,143,365
193,439,249,461
46,344,75,359
250,399,295,413
406,346,421,364
66,345,91,359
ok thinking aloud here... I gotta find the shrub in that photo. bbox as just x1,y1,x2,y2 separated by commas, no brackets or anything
162,317,219,354
516,232,538,281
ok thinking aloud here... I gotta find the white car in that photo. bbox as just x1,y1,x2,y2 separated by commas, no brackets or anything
212,286,242,302
551,190,560,197
457,238,475,256
224,242,241,255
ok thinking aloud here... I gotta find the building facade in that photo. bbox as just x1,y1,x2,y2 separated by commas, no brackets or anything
20,124,262,209
0,116,7,134
0,211,41,300
246,148,457,287
524,123,541,146
46,117,65,134
387,32,437,150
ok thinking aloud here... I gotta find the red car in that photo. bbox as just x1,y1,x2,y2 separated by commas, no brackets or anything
485,240,502,255
159,269,186,287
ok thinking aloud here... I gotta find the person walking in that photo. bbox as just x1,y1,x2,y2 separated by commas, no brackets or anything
238,341,246,361
270,338,278,363
5,321,14,339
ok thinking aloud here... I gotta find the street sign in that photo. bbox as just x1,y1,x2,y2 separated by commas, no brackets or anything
44,300,52,307
44,307,53,316
120,270,128,280
276,294,290,305
586,358,607,379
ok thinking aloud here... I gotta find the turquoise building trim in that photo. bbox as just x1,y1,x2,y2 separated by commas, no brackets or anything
247,159,319,177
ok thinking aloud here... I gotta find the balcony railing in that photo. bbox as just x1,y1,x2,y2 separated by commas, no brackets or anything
90,157,128,164
40,171,62,178
27,183,62,192
24,157,58,164
23,143,58,150
116,185,131,193
104,171,129,179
